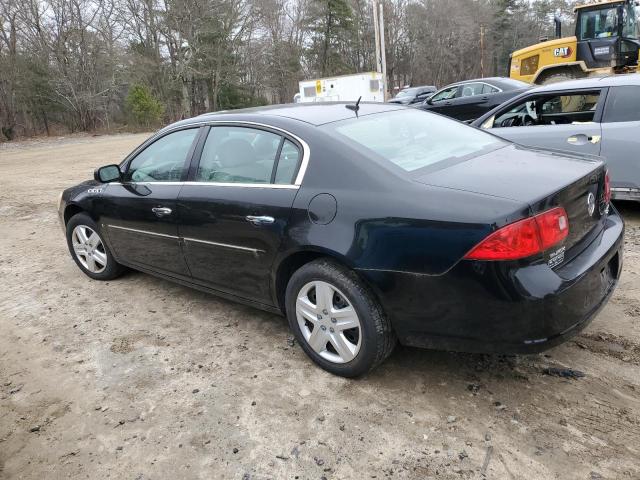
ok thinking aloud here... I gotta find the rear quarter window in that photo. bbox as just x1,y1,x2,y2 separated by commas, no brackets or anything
603,86,640,122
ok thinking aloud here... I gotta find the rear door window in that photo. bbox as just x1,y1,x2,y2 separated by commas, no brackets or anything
459,83,485,97
195,126,301,185
603,86,640,122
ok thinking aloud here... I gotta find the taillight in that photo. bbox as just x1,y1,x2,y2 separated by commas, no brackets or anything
604,170,611,204
464,207,569,261
535,207,569,249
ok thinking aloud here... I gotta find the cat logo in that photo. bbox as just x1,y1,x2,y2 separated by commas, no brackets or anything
553,47,572,58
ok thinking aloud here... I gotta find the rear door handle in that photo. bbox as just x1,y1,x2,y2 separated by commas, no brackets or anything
246,215,274,226
152,207,172,217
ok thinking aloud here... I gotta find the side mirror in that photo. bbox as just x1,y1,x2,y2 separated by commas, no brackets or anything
425,97,434,105
94,164,121,183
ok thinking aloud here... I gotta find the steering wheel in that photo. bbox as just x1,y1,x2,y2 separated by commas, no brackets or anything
500,117,518,128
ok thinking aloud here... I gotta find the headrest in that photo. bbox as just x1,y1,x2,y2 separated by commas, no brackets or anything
217,139,255,167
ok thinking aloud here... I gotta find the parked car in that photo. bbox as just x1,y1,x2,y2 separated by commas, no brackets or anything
59,103,623,377
472,74,640,202
417,77,530,122
388,85,437,105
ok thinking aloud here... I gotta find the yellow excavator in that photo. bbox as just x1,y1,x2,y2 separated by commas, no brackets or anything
510,0,640,84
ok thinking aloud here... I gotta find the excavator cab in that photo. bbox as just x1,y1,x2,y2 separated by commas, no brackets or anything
575,0,639,70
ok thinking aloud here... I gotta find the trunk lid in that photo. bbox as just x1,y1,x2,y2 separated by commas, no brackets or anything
414,144,608,254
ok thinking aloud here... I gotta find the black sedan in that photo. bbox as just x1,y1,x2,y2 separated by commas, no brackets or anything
388,85,436,105
416,77,530,122
58,103,623,377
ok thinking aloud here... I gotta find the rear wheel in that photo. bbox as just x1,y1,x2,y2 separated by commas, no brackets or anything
285,258,396,377
66,212,125,280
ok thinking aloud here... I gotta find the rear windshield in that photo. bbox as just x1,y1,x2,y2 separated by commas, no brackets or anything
322,109,506,172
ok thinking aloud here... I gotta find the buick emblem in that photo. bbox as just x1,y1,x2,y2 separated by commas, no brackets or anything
587,192,596,216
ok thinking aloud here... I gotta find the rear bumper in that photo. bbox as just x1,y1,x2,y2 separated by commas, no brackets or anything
358,209,624,354
612,187,640,202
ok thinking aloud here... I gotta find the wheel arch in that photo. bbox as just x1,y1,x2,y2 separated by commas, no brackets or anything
532,62,588,84
63,203,86,226
272,247,356,314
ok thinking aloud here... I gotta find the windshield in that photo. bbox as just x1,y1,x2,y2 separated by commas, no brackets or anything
579,4,638,39
322,109,506,173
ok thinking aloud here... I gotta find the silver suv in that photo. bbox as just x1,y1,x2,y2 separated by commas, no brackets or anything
472,74,640,201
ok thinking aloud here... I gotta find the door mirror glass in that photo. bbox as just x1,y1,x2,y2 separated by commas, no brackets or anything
95,164,121,183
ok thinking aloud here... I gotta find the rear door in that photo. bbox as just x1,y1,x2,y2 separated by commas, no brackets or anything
599,85,640,193
178,124,303,305
485,89,605,156
100,127,201,277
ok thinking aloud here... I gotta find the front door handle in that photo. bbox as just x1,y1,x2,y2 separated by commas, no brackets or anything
567,134,601,146
246,215,275,226
152,207,172,217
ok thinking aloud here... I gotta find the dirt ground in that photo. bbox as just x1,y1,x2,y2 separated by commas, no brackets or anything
1,133,639,480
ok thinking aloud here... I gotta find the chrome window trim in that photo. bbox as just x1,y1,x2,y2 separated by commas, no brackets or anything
183,237,264,255
120,120,310,187
106,224,179,239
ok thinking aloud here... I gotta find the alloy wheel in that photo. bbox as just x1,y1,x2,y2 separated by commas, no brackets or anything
295,280,362,364
71,225,107,273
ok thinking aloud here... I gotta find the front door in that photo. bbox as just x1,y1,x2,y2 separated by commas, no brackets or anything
99,127,201,277
178,125,303,305
486,89,605,156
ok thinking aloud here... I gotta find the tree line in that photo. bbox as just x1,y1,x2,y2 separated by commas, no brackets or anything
0,0,576,140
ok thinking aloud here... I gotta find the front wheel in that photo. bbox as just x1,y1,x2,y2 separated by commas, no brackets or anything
65,212,125,280
285,259,396,377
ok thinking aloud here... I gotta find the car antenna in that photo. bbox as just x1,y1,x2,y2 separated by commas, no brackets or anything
345,96,362,116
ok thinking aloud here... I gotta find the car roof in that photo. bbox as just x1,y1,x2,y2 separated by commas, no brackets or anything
528,73,640,92
169,102,406,128
443,77,529,90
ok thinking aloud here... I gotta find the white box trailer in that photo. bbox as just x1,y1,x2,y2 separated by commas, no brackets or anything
297,72,385,103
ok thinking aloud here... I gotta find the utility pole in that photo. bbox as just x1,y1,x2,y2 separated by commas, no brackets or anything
379,2,388,100
373,0,381,74
480,24,485,78
372,0,388,100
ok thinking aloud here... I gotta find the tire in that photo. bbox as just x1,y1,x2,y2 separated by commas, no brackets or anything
538,70,589,112
285,258,396,377
65,212,125,280
538,69,585,85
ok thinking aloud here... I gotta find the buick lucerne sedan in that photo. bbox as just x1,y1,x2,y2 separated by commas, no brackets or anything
58,103,623,377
